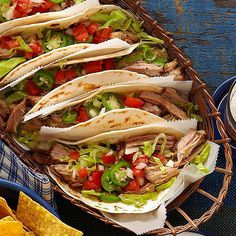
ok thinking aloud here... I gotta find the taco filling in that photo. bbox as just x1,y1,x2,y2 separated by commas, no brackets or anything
31,129,210,207
0,0,80,22
0,9,164,79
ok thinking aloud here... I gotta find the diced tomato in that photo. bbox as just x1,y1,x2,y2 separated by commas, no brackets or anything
124,179,140,192
72,24,89,42
29,41,43,54
69,151,80,160
93,27,112,44
29,0,55,15
124,152,136,162
25,41,43,59
91,170,103,188
13,0,30,18
76,107,89,123
30,6,47,15
0,36,20,50
124,97,144,108
25,80,42,96
102,153,116,164
82,180,98,190
55,70,66,85
78,168,88,179
44,0,55,9
83,60,103,74
133,155,149,166
87,22,100,34
153,152,167,164
103,58,115,70
65,68,77,80
132,168,144,177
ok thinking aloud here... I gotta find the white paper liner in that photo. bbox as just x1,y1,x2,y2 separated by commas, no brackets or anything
102,204,167,235
0,0,100,34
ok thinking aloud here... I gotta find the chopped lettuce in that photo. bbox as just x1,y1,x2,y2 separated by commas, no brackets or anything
191,142,211,174
17,129,39,149
138,32,164,44
192,143,211,165
119,192,158,208
142,141,155,157
156,177,176,192
195,163,209,174
142,133,167,157
176,102,203,122
81,190,101,197
0,57,26,79
16,36,32,52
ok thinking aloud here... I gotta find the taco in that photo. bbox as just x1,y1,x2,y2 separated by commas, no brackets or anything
31,123,216,213
0,0,100,34
0,5,168,82
15,78,202,147
0,70,153,134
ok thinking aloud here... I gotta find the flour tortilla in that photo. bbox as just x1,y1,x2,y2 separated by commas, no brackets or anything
0,0,100,34
2,5,135,36
40,109,166,141
23,70,150,121
0,38,133,87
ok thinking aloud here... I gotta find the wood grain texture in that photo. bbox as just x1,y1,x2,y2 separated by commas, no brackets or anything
143,0,236,92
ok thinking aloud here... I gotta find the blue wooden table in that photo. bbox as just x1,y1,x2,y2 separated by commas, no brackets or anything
56,1,236,235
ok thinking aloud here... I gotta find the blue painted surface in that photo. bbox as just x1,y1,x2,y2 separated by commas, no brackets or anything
143,0,236,92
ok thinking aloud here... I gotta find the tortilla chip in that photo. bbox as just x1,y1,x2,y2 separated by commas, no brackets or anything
0,197,15,219
0,216,34,235
16,192,83,236
0,220,24,236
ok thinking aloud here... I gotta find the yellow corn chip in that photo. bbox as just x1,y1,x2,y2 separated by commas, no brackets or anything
0,215,34,236
0,220,24,236
16,192,83,236
0,197,15,219
0,216,14,221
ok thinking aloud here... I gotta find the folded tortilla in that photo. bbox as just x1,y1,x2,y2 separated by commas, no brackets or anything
0,0,100,34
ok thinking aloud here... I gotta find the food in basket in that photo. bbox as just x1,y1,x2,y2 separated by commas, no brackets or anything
0,192,83,235
31,123,217,213
0,5,167,82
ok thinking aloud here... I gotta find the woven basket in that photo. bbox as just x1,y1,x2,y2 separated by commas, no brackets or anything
0,0,233,235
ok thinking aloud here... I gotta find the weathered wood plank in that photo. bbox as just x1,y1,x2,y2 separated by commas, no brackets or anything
143,0,236,92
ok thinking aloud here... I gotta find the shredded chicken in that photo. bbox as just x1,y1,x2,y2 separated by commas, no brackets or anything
144,166,180,185
139,91,188,119
6,98,27,133
49,144,70,162
124,60,163,76
141,102,162,115
27,96,42,106
138,183,155,194
125,134,175,148
161,87,189,104
50,164,73,182
176,129,206,166
110,31,139,44
32,152,58,165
